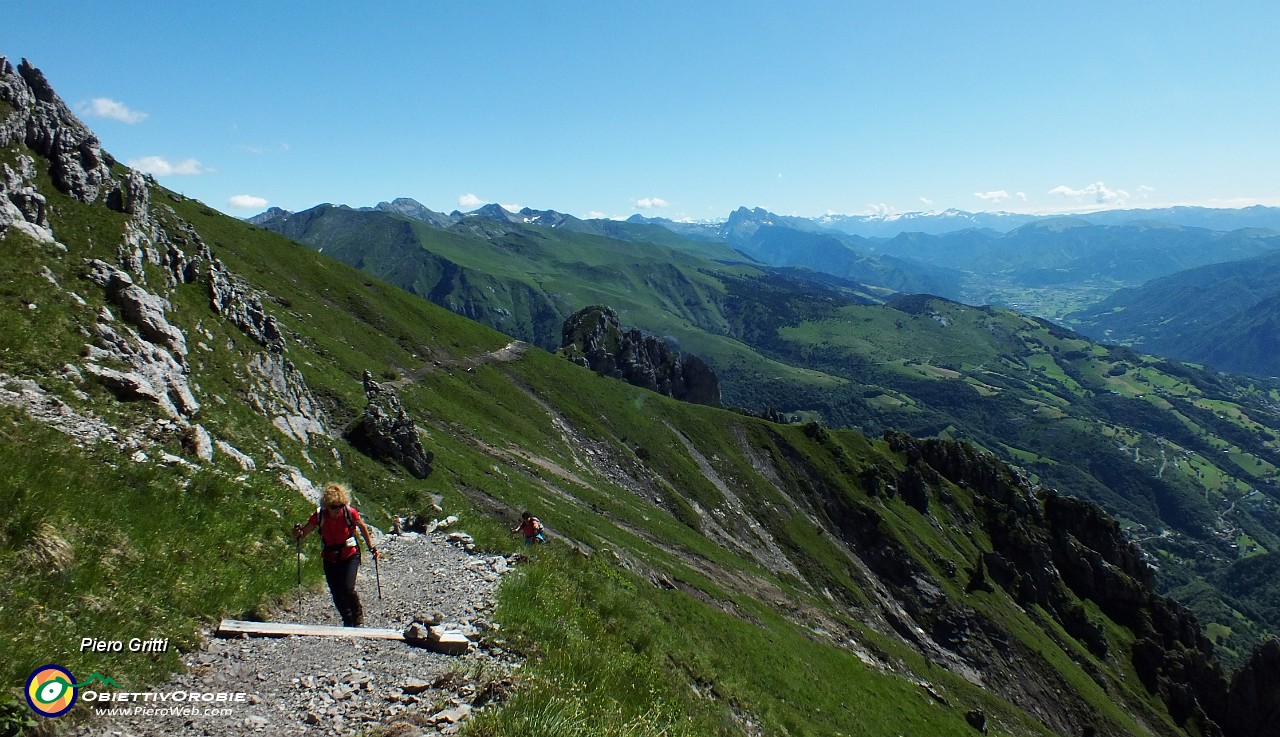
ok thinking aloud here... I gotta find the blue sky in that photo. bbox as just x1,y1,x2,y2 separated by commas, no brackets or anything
5,1,1279,220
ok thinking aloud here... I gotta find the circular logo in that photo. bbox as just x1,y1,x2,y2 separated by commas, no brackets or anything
25,664,78,718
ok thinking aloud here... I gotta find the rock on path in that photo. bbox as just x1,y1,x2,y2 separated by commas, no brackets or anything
72,529,519,737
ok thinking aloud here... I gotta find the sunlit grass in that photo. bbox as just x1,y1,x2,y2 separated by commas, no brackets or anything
0,409,307,693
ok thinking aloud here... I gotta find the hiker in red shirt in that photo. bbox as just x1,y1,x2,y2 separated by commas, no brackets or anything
294,482,379,627
511,510,546,545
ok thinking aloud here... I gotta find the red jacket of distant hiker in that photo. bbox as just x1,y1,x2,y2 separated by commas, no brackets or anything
307,506,362,562
516,516,543,539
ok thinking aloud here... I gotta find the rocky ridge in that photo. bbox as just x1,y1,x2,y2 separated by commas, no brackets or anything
0,55,334,477
874,431,1280,737
0,58,112,206
560,304,721,407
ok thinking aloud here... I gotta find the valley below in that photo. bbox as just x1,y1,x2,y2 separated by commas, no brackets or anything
3,55,1280,737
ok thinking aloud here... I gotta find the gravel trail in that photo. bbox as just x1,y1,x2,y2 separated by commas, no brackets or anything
71,527,520,737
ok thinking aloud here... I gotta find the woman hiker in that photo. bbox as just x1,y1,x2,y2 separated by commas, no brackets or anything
293,482,379,627
511,510,546,545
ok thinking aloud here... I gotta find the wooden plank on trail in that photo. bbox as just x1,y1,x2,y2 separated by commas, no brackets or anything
216,619,406,641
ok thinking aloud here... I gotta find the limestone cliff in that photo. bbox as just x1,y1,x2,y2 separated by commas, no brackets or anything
0,56,331,483
560,304,720,407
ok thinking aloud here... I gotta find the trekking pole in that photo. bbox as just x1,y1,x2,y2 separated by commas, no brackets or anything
373,551,383,600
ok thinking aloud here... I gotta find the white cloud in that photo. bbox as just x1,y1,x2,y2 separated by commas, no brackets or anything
919,197,934,206
974,190,1011,203
1048,181,1130,204
585,211,608,219
635,197,670,209
127,156,210,176
458,193,483,208
1016,192,1028,202
227,195,269,210
78,97,148,124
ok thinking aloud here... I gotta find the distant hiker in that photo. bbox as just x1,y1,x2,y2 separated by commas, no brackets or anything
511,511,546,545
293,482,379,627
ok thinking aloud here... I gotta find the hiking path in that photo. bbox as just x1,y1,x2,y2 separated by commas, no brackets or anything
71,527,521,737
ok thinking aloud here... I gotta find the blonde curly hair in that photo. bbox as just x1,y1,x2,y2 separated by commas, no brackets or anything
321,482,352,508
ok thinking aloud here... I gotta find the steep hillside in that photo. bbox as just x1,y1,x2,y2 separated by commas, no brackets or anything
256,187,1280,668
1067,249,1280,377
253,201,885,406
3,57,1279,737
257,202,778,349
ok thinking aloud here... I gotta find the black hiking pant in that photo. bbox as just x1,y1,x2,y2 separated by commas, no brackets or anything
323,554,363,626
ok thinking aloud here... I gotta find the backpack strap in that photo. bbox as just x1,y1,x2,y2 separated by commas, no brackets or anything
346,506,360,552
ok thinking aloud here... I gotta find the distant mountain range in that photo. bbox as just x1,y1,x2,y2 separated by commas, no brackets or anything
628,206,1280,311
255,201,1280,241
874,219,1280,288
625,204,1280,238
251,200,1280,378
253,200,1280,307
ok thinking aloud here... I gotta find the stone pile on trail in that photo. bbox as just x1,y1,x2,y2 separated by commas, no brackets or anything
74,526,520,737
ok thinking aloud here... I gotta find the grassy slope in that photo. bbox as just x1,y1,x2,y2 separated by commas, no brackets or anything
773,297,1280,658
279,206,845,393
1064,248,1280,377
259,199,1280,669
272,208,1280,546
0,151,1219,737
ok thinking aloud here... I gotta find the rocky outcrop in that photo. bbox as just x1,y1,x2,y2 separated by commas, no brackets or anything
0,58,113,204
84,259,188,358
1226,639,1280,737
1,153,54,243
1044,493,1154,621
560,304,720,407
244,353,331,446
80,260,199,419
2,56,203,283
84,320,199,420
346,371,433,478
0,373,141,449
3,56,331,466
209,258,286,352
883,431,1235,737
114,171,208,288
